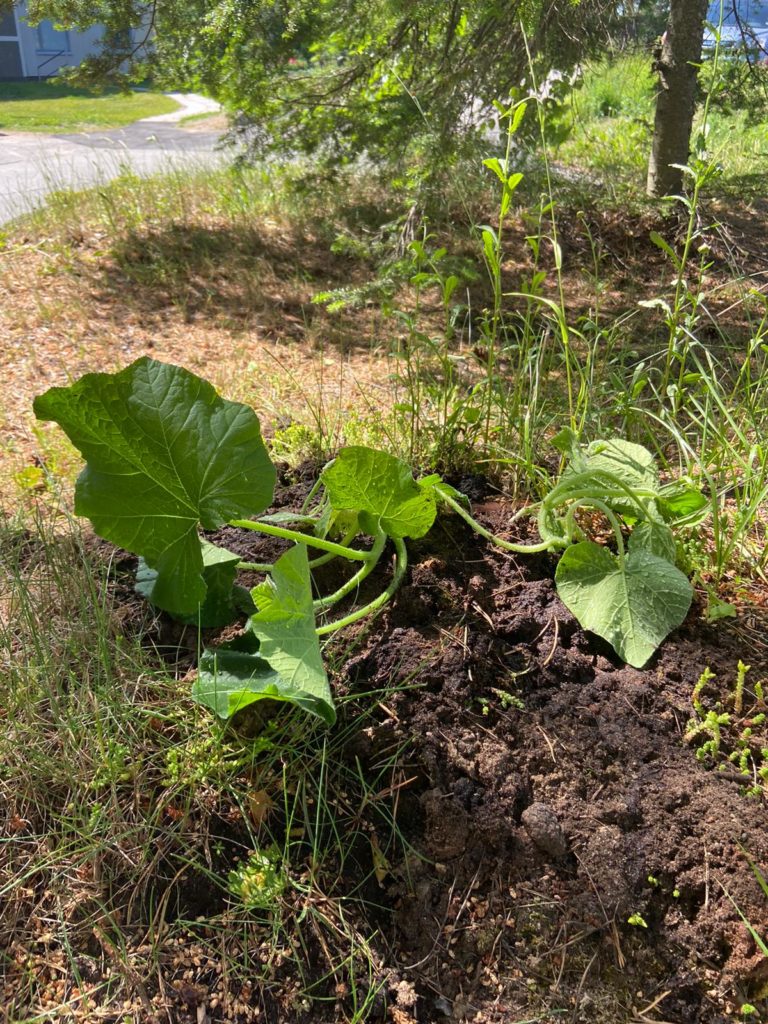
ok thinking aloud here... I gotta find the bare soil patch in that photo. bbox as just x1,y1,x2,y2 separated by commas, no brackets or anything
342,498,768,1023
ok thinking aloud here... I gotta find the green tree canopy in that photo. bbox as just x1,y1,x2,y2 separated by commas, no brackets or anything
28,0,618,170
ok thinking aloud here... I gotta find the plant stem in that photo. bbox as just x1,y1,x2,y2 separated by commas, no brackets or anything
438,489,555,554
316,537,407,636
309,526,358,568
546,471,657,514
522,28,574,430
301,476,325,513
237,561,273,573
313,531,387,611
229,519,373,562
565,497,626,561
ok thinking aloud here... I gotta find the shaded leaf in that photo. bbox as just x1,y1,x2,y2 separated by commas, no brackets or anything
193,545,334,725
137,540,254,626
551,427,584,468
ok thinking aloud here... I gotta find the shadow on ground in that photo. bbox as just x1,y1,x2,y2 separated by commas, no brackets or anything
94,222,377,350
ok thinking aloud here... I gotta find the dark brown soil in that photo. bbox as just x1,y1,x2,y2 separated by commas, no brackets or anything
10,474,768,1024
204,475,768,1023
334,501,768,1023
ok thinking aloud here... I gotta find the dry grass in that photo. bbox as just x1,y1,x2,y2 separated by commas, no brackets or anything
0,166,407,499
3,160,766,505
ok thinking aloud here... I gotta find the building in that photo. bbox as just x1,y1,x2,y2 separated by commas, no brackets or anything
0,1,118,80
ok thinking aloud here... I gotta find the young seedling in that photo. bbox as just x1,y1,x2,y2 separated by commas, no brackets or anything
35,359,705,729
685,662,768,796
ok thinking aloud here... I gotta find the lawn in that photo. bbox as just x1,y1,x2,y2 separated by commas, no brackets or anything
0,80,179,132
552,52,768,200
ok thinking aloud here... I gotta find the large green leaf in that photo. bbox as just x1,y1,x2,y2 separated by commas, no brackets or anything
193,627,282,718
136,540,255,626
556,437,661,521
193,545,335,725
555,541,692,668
34,358,275,614
321,446,437,539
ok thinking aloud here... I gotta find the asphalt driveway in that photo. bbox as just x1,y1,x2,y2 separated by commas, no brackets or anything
0,93,227,224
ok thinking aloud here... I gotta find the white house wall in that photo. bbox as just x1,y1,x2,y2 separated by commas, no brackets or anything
15,0,108,78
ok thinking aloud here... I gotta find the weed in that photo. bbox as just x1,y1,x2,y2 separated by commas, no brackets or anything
0,501,417,1018
228,846,287,911
685,662,768,796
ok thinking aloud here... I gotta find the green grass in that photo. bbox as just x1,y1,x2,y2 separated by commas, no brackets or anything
0,81,179,132
0,502,413,1019
553,53,768,199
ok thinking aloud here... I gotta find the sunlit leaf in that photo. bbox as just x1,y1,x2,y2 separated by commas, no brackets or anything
34,357,275,615
555,542,692,668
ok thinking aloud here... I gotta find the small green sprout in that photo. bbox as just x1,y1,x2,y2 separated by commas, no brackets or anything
490,687,525,711
627,912,648,928
228,846,286,911
90,739,132,788
685,661,768,797
691,666,716,717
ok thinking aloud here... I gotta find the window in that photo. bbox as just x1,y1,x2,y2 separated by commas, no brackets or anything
0,8,17,37
37,19,69,52
109,28,132,51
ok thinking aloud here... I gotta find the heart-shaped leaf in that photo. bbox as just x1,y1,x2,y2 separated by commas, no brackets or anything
34,358,275,615
555,541,692,668
193,545,334,725
321,447,437,539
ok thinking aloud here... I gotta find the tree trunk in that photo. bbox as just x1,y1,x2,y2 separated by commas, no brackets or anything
646,0,708,197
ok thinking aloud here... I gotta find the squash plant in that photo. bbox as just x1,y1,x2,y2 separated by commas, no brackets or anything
34,358,705,727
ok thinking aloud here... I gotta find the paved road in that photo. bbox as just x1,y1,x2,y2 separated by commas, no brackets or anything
0,93,227,224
